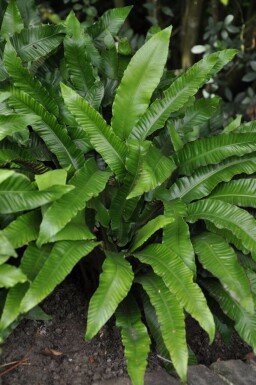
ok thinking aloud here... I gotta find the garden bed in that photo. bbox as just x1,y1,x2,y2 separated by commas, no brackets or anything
0,275,251,385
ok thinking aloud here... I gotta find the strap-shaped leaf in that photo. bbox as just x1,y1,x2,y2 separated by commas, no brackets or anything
204,280,256,351
236,120,256,133
37,159,111,246
88,6,133,47
61,83,126,179
1,0,23,37
20,240,99,314
0,282,29,332
169,155,256,203
21,243,52,281
9,87,84,170
134,243,215,341
0,172,74,214
137,273,188,382
210,179,256,207
0,113,39,140
116,296,150,385
4,40,59,116
131,50,236,141
111,26,172,140
10,25,65,61
85,252,134,340
109,140,150,232
163,200,195,273
0,232,17,261
0,264,27,288
15,0,40,28
130,215,174,252
193,232,254,313
3,211,41,248
0,169,14,183
187,199,256,259
64,12,102,109
141,291,173,372
174,97,220,139
175,133,256,176
127,144,176,199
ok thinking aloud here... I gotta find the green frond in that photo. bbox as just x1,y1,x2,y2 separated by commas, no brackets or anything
8,87,84,170
85,252,134,340
174,133,256,176
111,26,172,140
37,159,111,246
130,50,236,141
169,155,256,203
130,215,174,252
20,240,99,314
134,243,215,341
137,273,188,382
0,171,74,214
64,12,103,109
4,40,59,116
0,264,27,288
210,179,256,207
3,211,41,248
61,83,127,179
187,199,256,258
163,200,195,273
10,24,65,61
174,97,220,139
87,6,133,48
127,144,176,199
0,282,29,333
116,295,150,385
0,232,17,261
1,0,23,38
193,232,254,313
204,280,256,351
0,114,39,140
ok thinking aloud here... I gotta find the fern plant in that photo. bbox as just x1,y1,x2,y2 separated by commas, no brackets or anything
1,1,256,384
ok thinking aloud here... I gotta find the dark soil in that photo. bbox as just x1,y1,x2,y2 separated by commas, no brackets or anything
0,277,251,385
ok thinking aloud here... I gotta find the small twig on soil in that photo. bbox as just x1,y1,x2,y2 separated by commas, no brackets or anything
157,354,173,364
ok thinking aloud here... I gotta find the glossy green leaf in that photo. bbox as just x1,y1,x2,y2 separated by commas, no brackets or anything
134,244,215,341
175,133,256,176
21,243,52,281
61,83,126,179
116,296,150,385
4,40,59,116
131,50,236,141
88,6,133,47
193,232,254,313
9,87,84,170
204,280,256,351
0,264,27,288
127,144,176,199
20,240,99,313
64,11,103,109
130,215,174,252
137,273,187,382
0,114,39,140
210,179,256,207
169,155,256,203
0,171,73,214
0,232,17,260
37,159,111,246
1,0,23,37
35,169,67,190
0,282,29,332
163,200,195,273
111,26,172,140
85,252,133,339
10,25,65,61
187,199,256,258
3,211,41,248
